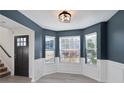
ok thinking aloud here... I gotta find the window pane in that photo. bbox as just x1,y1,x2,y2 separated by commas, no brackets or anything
21,38,23,41
17,38,20,42
60,36,80,63
23,38,26,41
45,36,55,63
17,42,20,46
20,42,23,46
23,42,26,46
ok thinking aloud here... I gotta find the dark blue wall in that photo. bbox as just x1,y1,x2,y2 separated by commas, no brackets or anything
35,29,56,59
35,31,42,58
56,22,107,59
0,10,108,60
0,10,56,59
2,10,124,64
107,10,124,63
55,35,60,57
101,22,108,59
83,23,101,59
57,30,82,36
82,22,107,59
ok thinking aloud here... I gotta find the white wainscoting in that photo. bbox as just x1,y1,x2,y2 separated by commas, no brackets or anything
107,60,124,83
32,58,44,82
43,59,57,76
32,57,124,83
32,58,57,82
82,58,99,81
82,59,124,83
82,58,107,82
56,57,107,82
57,57,83,75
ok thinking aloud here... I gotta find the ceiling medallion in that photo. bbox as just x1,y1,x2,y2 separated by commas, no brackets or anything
58,11,71,23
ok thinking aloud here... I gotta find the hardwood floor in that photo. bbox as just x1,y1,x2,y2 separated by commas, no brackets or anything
0,73,99,83
36,73,99,83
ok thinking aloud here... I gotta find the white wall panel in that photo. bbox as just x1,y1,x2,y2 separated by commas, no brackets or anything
107,60,124,83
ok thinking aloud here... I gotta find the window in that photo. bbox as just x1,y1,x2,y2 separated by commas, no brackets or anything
85,32,97,64
17,37,27,47
45,36,55,63
60,36,80,63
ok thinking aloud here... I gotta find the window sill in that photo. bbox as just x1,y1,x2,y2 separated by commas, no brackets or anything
85,63,97,68
45,62,55,64
59,62,81,64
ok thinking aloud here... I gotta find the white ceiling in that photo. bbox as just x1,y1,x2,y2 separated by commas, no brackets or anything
0,14,32,31
0,14,21,29
19,10,118,31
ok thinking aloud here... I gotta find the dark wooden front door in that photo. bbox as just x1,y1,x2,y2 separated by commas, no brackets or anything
14,35,29,77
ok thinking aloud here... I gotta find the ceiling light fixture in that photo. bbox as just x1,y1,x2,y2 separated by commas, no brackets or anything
58,11,71,23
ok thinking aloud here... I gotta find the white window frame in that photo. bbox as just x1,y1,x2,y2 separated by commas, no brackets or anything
59,36,80,63
45,36,55,63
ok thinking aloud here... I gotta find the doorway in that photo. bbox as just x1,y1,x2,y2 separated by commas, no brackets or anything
14,35,29,77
